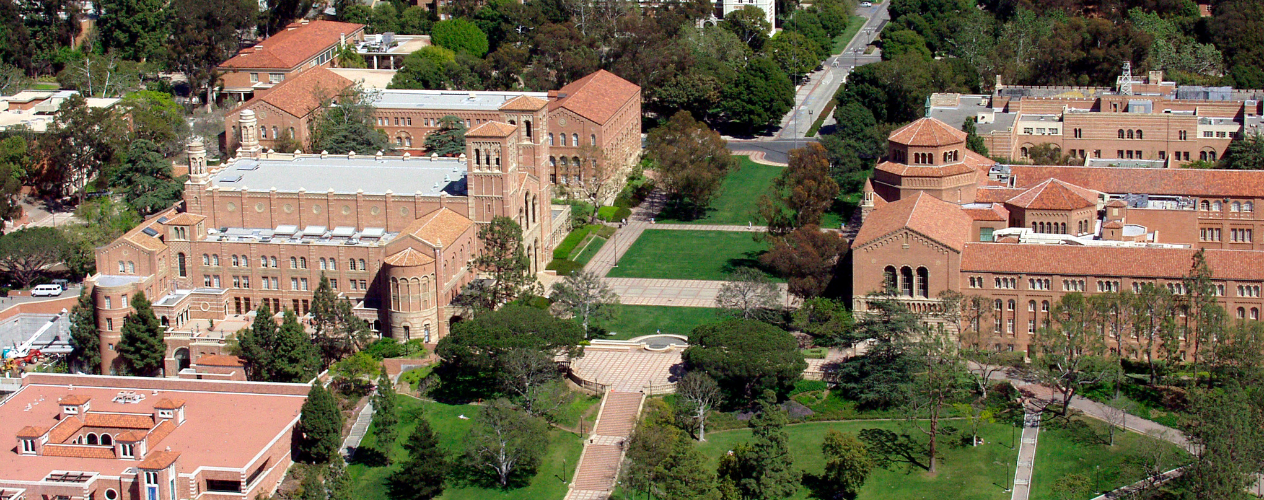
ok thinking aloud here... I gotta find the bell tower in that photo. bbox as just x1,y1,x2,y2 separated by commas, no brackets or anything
237,109,262,159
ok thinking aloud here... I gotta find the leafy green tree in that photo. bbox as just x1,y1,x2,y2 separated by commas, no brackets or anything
297,383,344,464
309,85,392,154
334,43,366,68
331,351,379,392
327,457,352,500
399,6,435,35
67,288,100,373
40,94,126,202
881,29,932,61
721,57,794,133
647,111,736,217
310,274,371,368
1223,131,1264,170
549,270,620,335
623,405,687,497
435,304,583,400
0,135,28,229
62,197,140,278
0,227,68,288
371,370,398,455
758,142,839,235
163,0,257,108
237,302,278,380
1032,293,1114,415
962,117,989,156
760,225,847,300
821,430,874,498
835,294,922,409
298,466,325,500
423,115,467,156
367,2,399,34
55,52,142,98
719,391,800,499
117,91,190,155
432,19,489,58
764,31,820,83
463,399,549,488
657,438,724,499
906,329,965,473
721,6,772,51
466,217,535,310
97,0,167,61
114,140,183,215
117,292,166,376
272,310,322,383
682,319,806,400
791,297,854,347
390,417,448,498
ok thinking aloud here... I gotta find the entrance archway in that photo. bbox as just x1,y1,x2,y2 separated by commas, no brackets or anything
174,348,191,372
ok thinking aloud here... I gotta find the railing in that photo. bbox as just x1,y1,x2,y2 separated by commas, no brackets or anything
643,383,675,396
566,368,609,395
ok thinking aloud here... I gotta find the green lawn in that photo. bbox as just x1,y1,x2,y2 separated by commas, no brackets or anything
1029,417,1190,500
572,236,607,265
348,396,583,500
595,304,725,339
659,156,782,225
832,15,868,54
605,229,775,281
696,420,1020,500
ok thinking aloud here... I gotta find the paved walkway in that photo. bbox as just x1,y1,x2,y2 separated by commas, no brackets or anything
569,347,682,392
341,400,374,459
565,391,646,500
1010,406,1042,500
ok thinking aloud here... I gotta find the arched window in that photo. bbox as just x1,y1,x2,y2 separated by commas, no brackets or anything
329,259,336,271
86,433,98,445
549,133,554,145
319,258,326,270
118,261,125,273
1060,222,1067,234
349,259,357,270
231,255,239,267
1031,222,1037,231
916,267,929,298
1214,201,1222,211
883,266,897,293
359,259,366,271
1008,299,1016,311
1136,130,1143,140
270,256,278,268
100,434,112,446
1202,200,1210,211
1021,147,1029,158
1118,129,1125,139
900,267,914,297
300,257,307,269
525,120,533,139
1233,201,1241,212
178,253,187,277
1238,307,1246,319
127,261,135,273
1028,300,1036,312
202,254,210,265
1246,202,1255,212
212,254,219,266
572,133,579,146
1127,130,1134,139
590,134,596,146
1253,308,1260,320
290,257,297,268
560,133,568,146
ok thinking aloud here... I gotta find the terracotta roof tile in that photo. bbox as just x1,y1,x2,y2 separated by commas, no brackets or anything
853,192,973,252
236,67,353,118
977,187,1026,203
962,203,1009,221
161,213,206,226
220,21,364,70
549,70,640,124
42,445,115,459
466,121,517,137
16,425,46,438
116,430,147,442
888,117,967,147
875,160,978,177
383,247,434,267
48,417,84,443
1005,179,1100,210
138,450,180,470
962,244,1264,281
145,420,177,449
153,398,186,410
498,95,548,111
1103,220,1125,229
402,208,474,248
114,208,178,253
194,355,243,367
1106,199,1127,207
84,413,154,429
58,395,91,405
1009,165,1264,198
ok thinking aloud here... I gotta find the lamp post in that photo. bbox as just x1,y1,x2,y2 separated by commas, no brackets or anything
807,109,814,138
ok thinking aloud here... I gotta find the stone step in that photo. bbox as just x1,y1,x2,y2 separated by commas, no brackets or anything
571,444,623,490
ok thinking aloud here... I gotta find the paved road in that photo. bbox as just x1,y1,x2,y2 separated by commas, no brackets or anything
0,285,84,309
729,138,809,164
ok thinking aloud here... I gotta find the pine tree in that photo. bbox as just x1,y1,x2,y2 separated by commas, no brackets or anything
67,288,100,373
720,391,800,499
238,302,279,381
962,117,989,156
657,439,722,499
467,217,535,310
371,369,399,457
298,466,325,500
389,417,449,499
298,384,344,464
273,311,321,383
327,456,352,500
116,292,166,376
311,273,342,366
821,430,874,497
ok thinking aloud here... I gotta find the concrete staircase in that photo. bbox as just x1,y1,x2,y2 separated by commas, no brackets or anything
564,391,646,500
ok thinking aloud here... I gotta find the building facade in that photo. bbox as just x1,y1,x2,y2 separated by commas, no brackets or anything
853,117,1264,358
217,20,366,102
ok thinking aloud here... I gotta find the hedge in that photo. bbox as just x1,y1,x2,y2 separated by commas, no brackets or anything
597,206,632,222
546,259,585,276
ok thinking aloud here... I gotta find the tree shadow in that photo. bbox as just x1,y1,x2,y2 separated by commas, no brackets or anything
720,250,774,276
348,446,388,467
858,428,930,472
803,472,857,500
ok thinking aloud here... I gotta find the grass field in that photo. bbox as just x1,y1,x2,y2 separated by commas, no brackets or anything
572,236,607,265
696,420,1020,500
596,304,725,339
659,156,782,225
605,229,775,281
1029,418,1190,500
348,396,583,500
832,15,869,54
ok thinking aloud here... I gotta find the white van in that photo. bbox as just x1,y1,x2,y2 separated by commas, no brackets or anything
31,284,63,297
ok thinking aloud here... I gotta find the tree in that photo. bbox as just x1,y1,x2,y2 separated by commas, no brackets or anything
114,140,183,216
0,63,32,95
1223,131,1264,170
962,117,989,156
0,135,26,230
271,310,322,383
715,267,782,320
309,85,393,155
549,270,620,335
40,94,125,202
719,391,800,499
97,0,167,61
389,46,456,90
1183,249,1226,387
647,111,736,218
260,0,313,36
1131,283,1176,385
765,31,820,83
237,302,279,381
835,294,922,409
297,383,344,464
905,328,965,473
951,401,994,449
432,19,489,58
423,115,467,156
464,399,549,488
676,371,722,441
683,319,806,400
759,143,839,235
55,53,142,98
721,6,772,51
1031,293,1114,416
623,404,686,497
117,90,190,155
721,57,794,133
466,217,535,310
791,297,854,347
67,288,100,373
761,225,846,300
390,417,448,499
371,370,398,456
821,430,874,498
326,457,352,500
499,349,572,418
117,292,166,376
162,0,256,108
310,274,343,365
435,304,583,400
331,351,379,392
0,227,68,288
657,437,723,500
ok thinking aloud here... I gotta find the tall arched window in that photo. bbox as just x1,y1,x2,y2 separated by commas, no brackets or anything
883,266,897,293
177,253,187,277
900,267,914,297
525,120,533,139
560,133,568,146
299,257,307,269
549,133,554,145
127,261,135,273
290,257,297,268
359,259,366,270
916,267,929,298
1118,129,1125,139
202,254,210,265
1136,130,1143,140
212,254,219,266
590,134,596,146
1127,130,1134,139
572,133,579,146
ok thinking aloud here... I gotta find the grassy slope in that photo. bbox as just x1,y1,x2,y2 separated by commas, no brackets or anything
832,15,869,54
605,229,775,281
596,304,725,339
1029,418,1190,500
659,156,782,226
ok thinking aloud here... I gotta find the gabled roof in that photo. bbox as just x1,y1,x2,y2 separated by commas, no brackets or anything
852,192,972,252
875,160,978,177
1005,178,1099,210
84,413,154,429
467,121,517,137
16,425,45,438
219,21,364,70
1008,165,1264,198
404,208,474,247
961,244,1264,281
58,395,91,405
116,209,177,253
153,398,186,410
194,355,243,367
138,450,180,470
161,213,206,226
888,117,967,147
384,247,434,267
235,67,353,118
976,188,1027,203
962,203,1009,221
499,95,548,111
48,416,84,443
43,445,115,459
549,70,641,125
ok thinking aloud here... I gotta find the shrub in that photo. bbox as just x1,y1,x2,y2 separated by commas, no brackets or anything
597,206,632,222
802,347,828,359
790,379,828,396
554,198,595,226
546,259,585,276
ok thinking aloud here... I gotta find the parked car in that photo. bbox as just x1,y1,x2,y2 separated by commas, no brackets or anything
861,1,872,6
31,284,63,297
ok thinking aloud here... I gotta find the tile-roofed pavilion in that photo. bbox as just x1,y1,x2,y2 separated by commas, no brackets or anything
549,70,641,125
888,117,968,147
852,192,973,252
1004,178,1101,210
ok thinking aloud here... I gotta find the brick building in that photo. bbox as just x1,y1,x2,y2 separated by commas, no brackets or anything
217,20,366,103
0,373,308,500
927,71,1264,167
224,70,642,201
87,106,557,375
853,117,1264,358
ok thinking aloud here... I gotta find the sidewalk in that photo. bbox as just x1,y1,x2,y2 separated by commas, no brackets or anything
340,401,374,459
1010,406,1042,500
565,391,646,500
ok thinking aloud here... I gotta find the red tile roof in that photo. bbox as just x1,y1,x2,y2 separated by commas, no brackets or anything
404,208,473,247
42,445,115,459
499,95,548,111
220,21,365,70
962,203,1009,221
466,121,517,137
962,244,1264,281
116,430,147,442
853,192,973,252
550,70,640,125
1009,165,1264,198
138,450,180,470
161,213,206,226
1005,179,1099,210
875,160,978,177
1103,220,1125,229
194,355,243,367
888,118,967,147
16,426,46,438
84,413,154,429
236,67,353,118
58,395,91,406
145,420,177,449
383,247,434,267
977,188,1026,203
152,398,186,410
47,417,84,443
